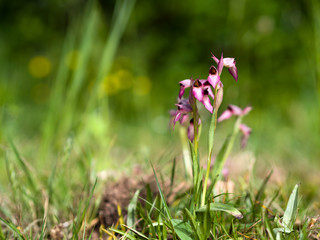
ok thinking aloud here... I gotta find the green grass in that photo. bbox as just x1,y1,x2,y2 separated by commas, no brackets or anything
1,138,318,239
0,0,320,239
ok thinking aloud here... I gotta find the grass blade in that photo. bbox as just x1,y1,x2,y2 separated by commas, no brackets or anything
73,178,97,238
184,208,203,240
87,0,136,112
109,228,137,240
256,170,273,202
8,139,37,193
0,217,25,240
122,224,149,240
150,161,172,220
127,190,140,229
196,202,243,219
170,158,176,191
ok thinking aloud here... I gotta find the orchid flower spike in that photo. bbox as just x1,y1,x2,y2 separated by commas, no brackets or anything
211,52,238,82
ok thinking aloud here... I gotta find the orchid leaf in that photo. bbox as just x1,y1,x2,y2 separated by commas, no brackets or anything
282,184,299,231
196,202,243,219
185,208,203,240
171,219,195,240
189,140,199,186
127,190,140,229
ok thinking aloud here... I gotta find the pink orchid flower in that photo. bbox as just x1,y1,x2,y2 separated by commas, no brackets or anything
218,105,252,148
178,79,214,113
239,123,252,148
172,98,193,126
179,79,192,99
192,79,214,113
211,53,238,82
218,105,252,122
207,66,221,89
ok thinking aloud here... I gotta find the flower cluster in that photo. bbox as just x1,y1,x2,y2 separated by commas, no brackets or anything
171,52,252,147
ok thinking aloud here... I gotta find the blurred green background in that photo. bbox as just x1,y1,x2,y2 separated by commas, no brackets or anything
0,0,319,182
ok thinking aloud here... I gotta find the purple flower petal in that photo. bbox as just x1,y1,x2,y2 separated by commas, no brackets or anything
187,119,195,142
192,79,204,102
228,105,243,115
177,99,192,114
223,58,236,68
212,53,238,81
179,79,191,99
202,93,213,113
200,80,214,98
180,114,189,125
239,123,251,136
223,58,237,81
218,109,232,122
207,66,221,88
217,53,224,75
211,52,219,64
228,66,238,82
218,105,252,122
242,106,252,115
173,111,182,126
239,124,251,148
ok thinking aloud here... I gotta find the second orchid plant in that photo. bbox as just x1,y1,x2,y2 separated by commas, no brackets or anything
171,52,252,208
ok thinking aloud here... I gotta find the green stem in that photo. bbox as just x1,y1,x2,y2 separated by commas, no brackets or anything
192,100,200,189
211,116,242,185
179,127,192,180
201,87,218,206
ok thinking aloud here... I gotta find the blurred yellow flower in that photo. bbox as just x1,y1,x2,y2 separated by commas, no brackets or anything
116,70,133,90
133,76,152,96
28,56,52,78
101,70,134,96
102,74,121,96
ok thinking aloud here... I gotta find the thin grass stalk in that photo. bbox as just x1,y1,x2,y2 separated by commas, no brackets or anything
86,0,136,115
40,18,78,158
60,4,99,136
311,0,320,97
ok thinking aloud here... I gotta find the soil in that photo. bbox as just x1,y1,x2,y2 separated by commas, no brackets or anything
88,173,188,239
